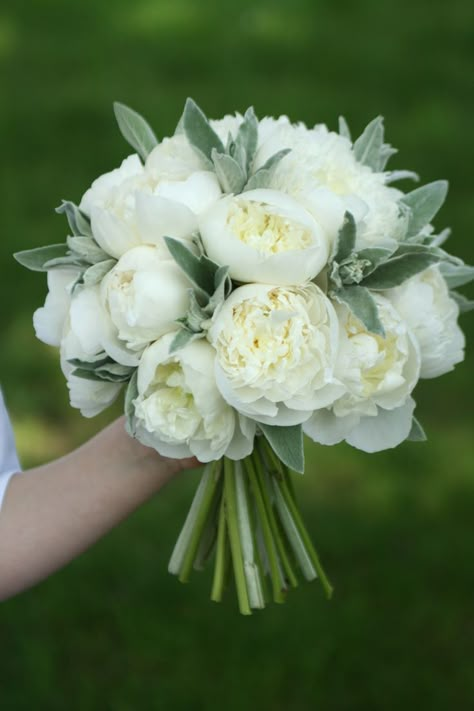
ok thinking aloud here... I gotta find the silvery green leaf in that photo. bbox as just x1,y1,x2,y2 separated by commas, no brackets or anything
361,252,440,289
407,416,427,442
439,262,474,288
169,328,201,354
211,149,246,194
113,102,158,163
233,106,258,172
259,423,304,474
83,259,117,287
67,236,109,264
125,370,138,437
71,368,108,382
44,255,88,269
208,267,231,311
400,180,448,238
56,200,93,237
430,227,451,248
244,148,291,191
338,116,351,140
333,212,356,262
164,236,217,297
187,290,209,330
356,247,394,271
377,144,398,171
183,97,224,162
14,244,70,272
332,285,385,336
385,170,420,184
353,116,392,171
450,291,474,313
68,357,110,371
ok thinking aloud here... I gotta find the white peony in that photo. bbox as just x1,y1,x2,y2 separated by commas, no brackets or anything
208,283,343,425
33,269,80,347
79,151,221,260
304,294,421,452
60,356,122,418
199,189,330,285
210,113,244,143
388,266,465,378
254,120,405,249
133,334,256,461
145,134,207,180
101,246,190,354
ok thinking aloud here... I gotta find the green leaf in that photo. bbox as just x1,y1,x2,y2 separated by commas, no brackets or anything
333,212,356,262
244,148,291,191
338,116,351,140
353,116,396,171
439,262,474,289
401,180,448,238
259,424,304,474
164,236,217,296
70,358,133,383
407,416,427,442
233,106,258,172
356,247,394,272
182,98,224,162
361,252,441,289
450,291,474,313
211,150,246,193
82,259,116,287
332,285,385,336
67,236,109,264
113,102,158,163
14,244,70,272
56,200,92,237
169,328,201,354
124,370,138,437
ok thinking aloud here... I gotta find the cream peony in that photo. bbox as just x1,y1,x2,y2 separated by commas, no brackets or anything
101,246,190,354
304,294,421,451
199,189,330,285
33,269,80,347
60,356,122,418
388,266,465,378
208,283,343,425
133,334,256,461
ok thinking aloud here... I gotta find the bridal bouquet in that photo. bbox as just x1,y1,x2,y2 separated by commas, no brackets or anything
15,99,473,614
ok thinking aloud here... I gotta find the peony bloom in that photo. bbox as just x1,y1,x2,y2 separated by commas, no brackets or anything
208,283,343,425
33,269,80,347
388,266,465,378
133,334,256,461
304,294,421,452
199,189,330,285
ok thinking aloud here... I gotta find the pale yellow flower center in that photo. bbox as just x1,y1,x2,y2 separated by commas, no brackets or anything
227,201,313,254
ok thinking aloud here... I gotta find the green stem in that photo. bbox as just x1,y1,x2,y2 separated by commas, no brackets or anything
277,475,333,599
244,456,285,604
224,458,252,616
210,495,229,603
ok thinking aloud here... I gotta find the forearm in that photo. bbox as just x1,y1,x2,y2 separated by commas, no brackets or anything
0,418,196,601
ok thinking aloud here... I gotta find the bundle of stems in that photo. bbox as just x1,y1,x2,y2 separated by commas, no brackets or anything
169,437,333,614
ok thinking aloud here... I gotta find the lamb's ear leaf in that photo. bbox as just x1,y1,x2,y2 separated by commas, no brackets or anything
406,417,427,442
56,200,93,237
14,244,70,272
450,291,474,313
259,424,304,474
182,97,225,161
332,285,385,337
113,102,158,163
233,106,258,172
211,149,246,193
333,212,356,263
439,262,474,289
164,236,217,297
361,252,440,289
124,370,139,437
400,180,448,238
338,116,351,140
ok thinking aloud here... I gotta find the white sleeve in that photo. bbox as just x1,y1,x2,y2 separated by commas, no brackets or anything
0,390,21,511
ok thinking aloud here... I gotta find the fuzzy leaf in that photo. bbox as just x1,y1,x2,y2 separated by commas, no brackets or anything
164,236,217,296
211,150,246,193
353,116,385,170
82,259,116,287
67,236,109,264
338,116,351,140
244,148,291,191
233,106,258,172
439,262,474,289
401,180,448,238
333,285,385,336
56,200,92,237
334,212,356,262
362,253,440,289
14,244,70,272
113,102,158,163
259,424,304,474
450,291,474,313
125,370,139,437
183,98,224,162
407,416,427,442
169,328,201,354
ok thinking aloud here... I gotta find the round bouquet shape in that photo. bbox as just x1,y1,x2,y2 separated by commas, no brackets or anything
15,99,473,613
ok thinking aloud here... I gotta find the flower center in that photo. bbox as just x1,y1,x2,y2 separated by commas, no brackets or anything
227,200,313,254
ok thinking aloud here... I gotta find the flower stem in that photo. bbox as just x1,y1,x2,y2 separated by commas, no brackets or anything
224,458,252,616
210,495,229,603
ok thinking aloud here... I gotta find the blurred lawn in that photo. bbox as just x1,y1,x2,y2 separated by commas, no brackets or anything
0,0,473,709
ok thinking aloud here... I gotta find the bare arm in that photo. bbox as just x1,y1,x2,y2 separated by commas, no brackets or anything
0,417,198,601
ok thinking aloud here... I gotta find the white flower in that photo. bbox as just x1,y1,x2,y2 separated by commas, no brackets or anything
208,283,343,425
33,269,80,347
199,189,330,285
145,134,207,180
304,295,421,452
388,266,465,378
133,334,256,461
210,113,244,143
255,120,405,249
79,150,221,259
60,356,122,418
101,246,190,353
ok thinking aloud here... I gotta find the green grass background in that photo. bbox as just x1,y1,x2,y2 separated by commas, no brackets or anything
1,0,473,708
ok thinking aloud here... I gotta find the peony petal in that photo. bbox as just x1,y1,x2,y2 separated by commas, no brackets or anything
345,397,416,452
303,409,360,446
